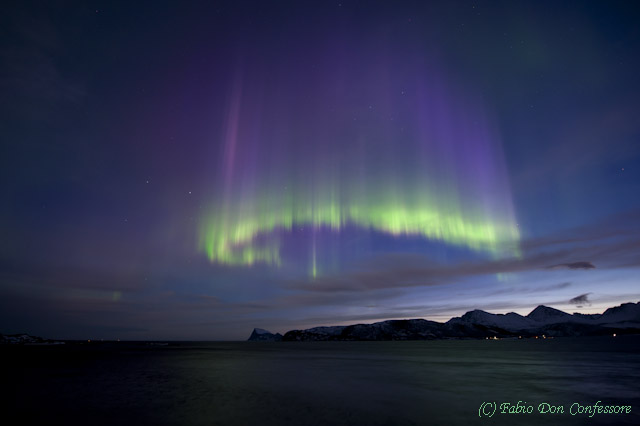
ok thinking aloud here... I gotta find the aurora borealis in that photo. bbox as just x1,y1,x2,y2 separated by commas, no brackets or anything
2,1,640,340
199,46,520,273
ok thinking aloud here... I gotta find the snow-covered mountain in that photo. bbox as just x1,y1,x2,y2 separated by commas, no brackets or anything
247,328,283,341
448,302,640,332
0,333,65,345
597,302,640,325
276,302,640,341
448,309,536,330
526,305,573,324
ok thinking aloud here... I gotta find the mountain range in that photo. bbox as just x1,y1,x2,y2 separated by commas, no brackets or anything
248,302,640,341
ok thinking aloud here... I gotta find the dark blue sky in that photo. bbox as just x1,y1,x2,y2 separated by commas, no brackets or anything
1,1,639,340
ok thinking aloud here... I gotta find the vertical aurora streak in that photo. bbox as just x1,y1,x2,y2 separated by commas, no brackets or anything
200,37,520,275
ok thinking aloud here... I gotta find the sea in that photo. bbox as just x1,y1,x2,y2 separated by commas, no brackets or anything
3,336,639,426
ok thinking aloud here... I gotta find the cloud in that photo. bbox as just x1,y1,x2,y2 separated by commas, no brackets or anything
284,209,640,295
0,259,150,294
484,281,571,298
281,247,592,294
548,261,595,270
569,293,592,307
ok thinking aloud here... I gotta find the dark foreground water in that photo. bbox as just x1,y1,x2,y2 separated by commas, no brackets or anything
3,336,640,426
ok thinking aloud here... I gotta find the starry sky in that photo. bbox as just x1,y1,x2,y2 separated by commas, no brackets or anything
2,0,640,340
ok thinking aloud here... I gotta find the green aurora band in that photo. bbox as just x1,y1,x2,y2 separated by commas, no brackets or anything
198,52,521,275
199,184,520,272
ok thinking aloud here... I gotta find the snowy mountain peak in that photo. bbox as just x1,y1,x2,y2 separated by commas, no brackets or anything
527,305,571,323
460,309,491,321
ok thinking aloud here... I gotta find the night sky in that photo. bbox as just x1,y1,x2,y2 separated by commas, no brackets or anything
2,1,639,340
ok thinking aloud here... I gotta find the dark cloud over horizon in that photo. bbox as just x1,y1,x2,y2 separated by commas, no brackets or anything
569,293,592,307
548,262,596,270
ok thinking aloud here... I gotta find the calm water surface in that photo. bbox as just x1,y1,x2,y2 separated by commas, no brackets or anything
3,336,640,425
